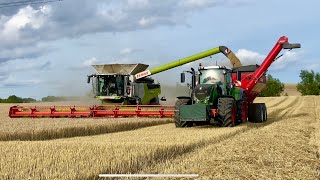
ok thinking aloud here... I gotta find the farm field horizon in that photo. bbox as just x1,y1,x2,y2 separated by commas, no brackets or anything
0,96,319,179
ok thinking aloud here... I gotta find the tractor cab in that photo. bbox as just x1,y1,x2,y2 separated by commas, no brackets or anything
191,66,232,104
198,66,232,85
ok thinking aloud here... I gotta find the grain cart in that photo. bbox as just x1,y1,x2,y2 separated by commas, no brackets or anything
174,36,300,127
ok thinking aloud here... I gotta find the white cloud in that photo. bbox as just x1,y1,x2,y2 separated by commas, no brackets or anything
181,0,222,9
234,49,301,71
182,48,301,71
235,49,264,65
120,47,143,55
0,0,247,63
0,5,51,42
0,75,42,87
82,57,99,67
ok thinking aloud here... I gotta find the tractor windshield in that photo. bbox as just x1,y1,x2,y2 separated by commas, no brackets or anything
199,69,225,84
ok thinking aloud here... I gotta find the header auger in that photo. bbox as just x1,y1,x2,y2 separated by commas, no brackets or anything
9,36,300,120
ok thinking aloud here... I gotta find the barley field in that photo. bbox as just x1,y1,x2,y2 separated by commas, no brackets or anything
0,96,319,179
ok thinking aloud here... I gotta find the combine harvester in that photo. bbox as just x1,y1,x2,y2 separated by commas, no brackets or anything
9,36,300,125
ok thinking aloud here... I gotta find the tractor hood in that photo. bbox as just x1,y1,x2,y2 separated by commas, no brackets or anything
92,63,149,75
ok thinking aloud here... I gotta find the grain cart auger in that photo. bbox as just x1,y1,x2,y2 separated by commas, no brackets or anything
174,36,300,127
8,46,242,118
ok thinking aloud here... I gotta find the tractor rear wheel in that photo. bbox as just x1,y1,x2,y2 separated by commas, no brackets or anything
248,103,267,123
174,99,193,128
217,97,235,127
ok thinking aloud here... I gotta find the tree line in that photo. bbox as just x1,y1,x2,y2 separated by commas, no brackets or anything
259,69,320,97
0,96,81,103
0,70,319,103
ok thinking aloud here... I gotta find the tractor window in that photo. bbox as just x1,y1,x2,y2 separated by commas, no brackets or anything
199,69,225,84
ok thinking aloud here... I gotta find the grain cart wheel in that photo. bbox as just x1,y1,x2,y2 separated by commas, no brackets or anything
217,97,235,127
174,98,193,128
248,103,267,123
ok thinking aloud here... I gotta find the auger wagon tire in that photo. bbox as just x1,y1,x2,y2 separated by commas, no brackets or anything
217,97,235,127
248,103,267,123
174,99,193,128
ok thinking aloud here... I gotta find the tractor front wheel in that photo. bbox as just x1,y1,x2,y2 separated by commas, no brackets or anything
217,97,235,127
174,99,193,128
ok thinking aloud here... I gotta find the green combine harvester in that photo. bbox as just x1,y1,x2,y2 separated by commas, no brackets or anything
87,64,162,105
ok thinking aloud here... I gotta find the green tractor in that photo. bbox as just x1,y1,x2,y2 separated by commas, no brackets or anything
175,65,246,127
173,36,300,127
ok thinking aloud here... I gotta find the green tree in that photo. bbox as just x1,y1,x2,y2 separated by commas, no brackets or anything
297,70,320,95
259,74,284,97
4,95,24,103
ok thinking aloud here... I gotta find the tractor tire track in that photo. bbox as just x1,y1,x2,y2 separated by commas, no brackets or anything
268,96,300,119
135,97,303,174
138,96,319,179
265,96,289,108
100,98,303,178
95,127,249,179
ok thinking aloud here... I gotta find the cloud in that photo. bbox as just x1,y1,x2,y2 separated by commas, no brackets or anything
235,49,264,65
1,78,42,87
181,48,302,71
0,59,51,86
233,49,301,71
0,0,248,63
82,57,99,67
120,48,143,55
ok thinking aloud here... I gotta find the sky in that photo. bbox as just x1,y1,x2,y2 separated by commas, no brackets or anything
0,0,319,99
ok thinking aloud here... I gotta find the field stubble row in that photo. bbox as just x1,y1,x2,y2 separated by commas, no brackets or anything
0,96,319,179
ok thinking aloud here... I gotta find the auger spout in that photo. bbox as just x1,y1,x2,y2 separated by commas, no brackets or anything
135,46,242,79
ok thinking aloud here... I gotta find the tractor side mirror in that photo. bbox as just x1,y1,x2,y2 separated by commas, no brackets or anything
282,42,301,49
160,96,166,101
87,76,91,83
181,73,185,83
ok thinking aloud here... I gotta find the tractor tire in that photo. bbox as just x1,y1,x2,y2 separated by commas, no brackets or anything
174,99,193,128
217,97,235,127
248,103,267,123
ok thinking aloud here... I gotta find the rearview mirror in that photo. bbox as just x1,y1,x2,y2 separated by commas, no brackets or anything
181,73,185,83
